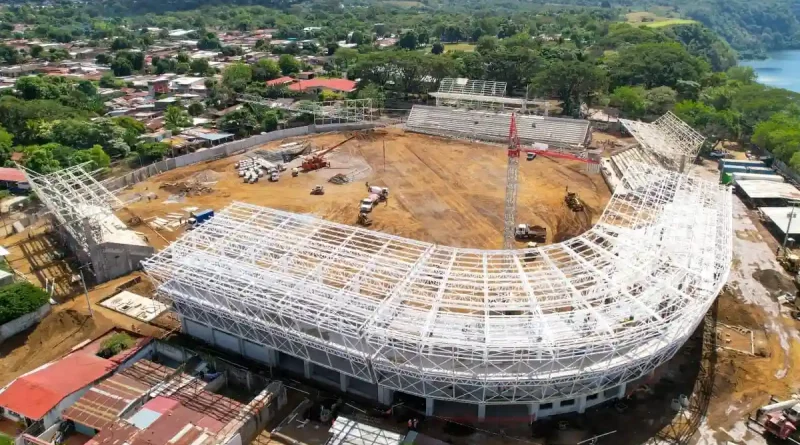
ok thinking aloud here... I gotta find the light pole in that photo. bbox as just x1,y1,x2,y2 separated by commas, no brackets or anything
783,200,800,252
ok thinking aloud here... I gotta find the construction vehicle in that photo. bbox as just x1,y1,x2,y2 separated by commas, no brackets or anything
527,152,536,161
357,212,373,226
301,135,357,172
515,224,547,242
779,253,800,274
524,242,539,262
291,167,300,177
366,183,390,201
311,185,325,195
360,194,380,213
269,171,279,182
565,188,584,212
751,397,800,441
501,114,599,249
187,209,214,229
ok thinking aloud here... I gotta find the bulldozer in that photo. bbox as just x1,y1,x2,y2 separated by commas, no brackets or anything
779,253,800,274
357,212,373,226
565,188,584,212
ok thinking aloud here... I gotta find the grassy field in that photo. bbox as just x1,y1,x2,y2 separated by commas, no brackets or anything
444,43,476,52
625,11,697,28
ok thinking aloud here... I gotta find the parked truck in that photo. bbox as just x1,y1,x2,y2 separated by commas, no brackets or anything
187,209,214,229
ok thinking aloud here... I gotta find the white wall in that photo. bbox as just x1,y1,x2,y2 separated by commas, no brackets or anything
0,304,50,344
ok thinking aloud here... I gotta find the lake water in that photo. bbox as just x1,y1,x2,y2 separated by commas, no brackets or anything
740,50,800,92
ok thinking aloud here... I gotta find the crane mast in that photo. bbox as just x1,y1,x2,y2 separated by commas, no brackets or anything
502,113,522,249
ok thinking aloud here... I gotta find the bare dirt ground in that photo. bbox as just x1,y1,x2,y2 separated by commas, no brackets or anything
118,128,611,250
690,159,800,445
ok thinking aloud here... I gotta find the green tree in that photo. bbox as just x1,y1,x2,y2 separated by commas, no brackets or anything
278,54,301,75
607,42,709,89
675,100,740,149
0,282,48,325
398,30,418,50
610,86,647,118
164,106,192,131
137,142,170,162
726,66,757,85
532,60,608,117
0,125,13,165
645,86,678,115
476,35,499,54
222,62,253,92
111,57,133,76
197,32,221,50
431,42,445,55
188,102,205,117
252,58,281,81
190,58,210,75
261,111,279,132
110,37,132,51
71,145,110,170
20,144,60,173
356,84,386,109
219,108,259,137
753,112,800,163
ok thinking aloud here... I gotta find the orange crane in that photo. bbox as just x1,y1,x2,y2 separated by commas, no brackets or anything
301,135,357,172
502,114,599,249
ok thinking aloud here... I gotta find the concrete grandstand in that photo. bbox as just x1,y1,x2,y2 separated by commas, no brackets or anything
142,110,732,421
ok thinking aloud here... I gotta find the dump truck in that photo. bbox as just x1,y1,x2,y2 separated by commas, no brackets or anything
515,224,546,242
187,209,214,229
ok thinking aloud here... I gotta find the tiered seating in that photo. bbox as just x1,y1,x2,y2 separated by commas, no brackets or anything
608,146,661,190
405,105,589,148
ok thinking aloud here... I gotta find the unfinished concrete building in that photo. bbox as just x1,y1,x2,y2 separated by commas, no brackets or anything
23,164,154,283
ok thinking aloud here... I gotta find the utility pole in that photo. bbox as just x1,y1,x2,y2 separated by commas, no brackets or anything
78,266,93,318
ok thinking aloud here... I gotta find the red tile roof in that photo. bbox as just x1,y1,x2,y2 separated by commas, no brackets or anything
0,353,116,420
266,76,294,86
288,78,357,93
0,167,27,183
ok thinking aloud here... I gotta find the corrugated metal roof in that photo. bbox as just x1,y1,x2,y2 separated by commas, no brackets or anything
62,373,150,431
737,180,800,200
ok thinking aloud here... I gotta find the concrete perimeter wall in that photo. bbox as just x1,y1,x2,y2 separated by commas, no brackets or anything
0,303,50,343
103,122,378,192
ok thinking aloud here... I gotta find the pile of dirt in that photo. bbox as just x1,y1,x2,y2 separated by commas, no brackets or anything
752,269,796,297
192,169,222,183
159,180,214,195
329,173,349,184
0,309,99,385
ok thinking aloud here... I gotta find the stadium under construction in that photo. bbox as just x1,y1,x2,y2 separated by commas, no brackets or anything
141,80,732,421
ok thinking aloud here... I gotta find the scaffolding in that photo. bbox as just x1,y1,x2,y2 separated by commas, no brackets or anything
620,112,706,171
239,95,375,125
144,158,732,405
22,163,124,252
432,78,529,111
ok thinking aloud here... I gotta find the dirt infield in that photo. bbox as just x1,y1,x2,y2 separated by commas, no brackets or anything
119,128,611,250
